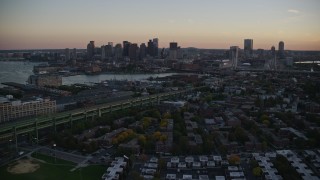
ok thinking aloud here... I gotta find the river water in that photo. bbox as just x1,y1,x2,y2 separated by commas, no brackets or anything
0,61,175,87
0,61,40,87
63,73,174,85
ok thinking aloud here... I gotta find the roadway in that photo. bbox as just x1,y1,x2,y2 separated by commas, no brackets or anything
37,146,88,164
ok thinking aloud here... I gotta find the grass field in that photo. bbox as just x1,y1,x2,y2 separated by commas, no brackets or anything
0,153,106,180
31,153,76,165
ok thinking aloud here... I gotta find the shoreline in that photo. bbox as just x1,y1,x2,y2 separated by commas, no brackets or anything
61,70,177,77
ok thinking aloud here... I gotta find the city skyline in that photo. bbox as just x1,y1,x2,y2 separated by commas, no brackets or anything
1,0,320,50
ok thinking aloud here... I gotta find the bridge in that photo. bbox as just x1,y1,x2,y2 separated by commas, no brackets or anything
0,87,202,149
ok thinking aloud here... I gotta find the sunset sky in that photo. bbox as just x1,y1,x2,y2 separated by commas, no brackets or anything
0,0,320,50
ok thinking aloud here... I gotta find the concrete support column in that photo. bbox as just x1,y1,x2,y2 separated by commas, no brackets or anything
98,108,102,117
35,121,38,145
53,117,56,132
13,127,17,152
69,115,73,128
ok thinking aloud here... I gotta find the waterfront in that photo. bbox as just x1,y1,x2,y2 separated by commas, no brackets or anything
63,73,176,85
294,60,320,64
0,61,176,87
0,61,41,87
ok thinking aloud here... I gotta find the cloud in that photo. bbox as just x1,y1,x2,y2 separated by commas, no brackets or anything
288,9,300,14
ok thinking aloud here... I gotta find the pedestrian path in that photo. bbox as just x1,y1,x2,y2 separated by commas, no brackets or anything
70,156,92,172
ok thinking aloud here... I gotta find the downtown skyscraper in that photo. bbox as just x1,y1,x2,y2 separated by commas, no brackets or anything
230,46,239,70
278,41,285,59
244,39,253,59
87,41,95,60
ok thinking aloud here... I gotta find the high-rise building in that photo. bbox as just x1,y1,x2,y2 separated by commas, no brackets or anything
114,43,123,60
230,46,239,70
169,42,178,59
129,43,139,60
123,41,130,57
160,48,165,58
153,38,159,57
105,44,113,58
271,46,277,70
147,40,154,57
170,42,178,50
101,45,106,60
271,46,276,57
72,48,77,60
244,39,253,58
87,41,95,59
139,43,146,60
65,48,70,61
257,49,264,59
177,46,183,59
278,41,285,59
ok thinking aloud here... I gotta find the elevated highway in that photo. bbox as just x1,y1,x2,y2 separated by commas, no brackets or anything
0,87,202,147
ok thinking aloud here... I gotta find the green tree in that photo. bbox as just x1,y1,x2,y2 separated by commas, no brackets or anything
203,139,214,154
160,119,168,128
160,135,167,142
138,135,146,147
158,158,166,170
228,154,241,165
153,172,161,179
263,120,270,127
142,117,152,129
145,135,155,153
204,94,213,102
153,131,162,141
274,155,302,180
218,145,227,155
260,114,269,122
253,167,262,176
262,141,268,151
171,144,181,155
162,112,172,119
179,136,188,154
150,109,161,119
234,127,249,144
112,138,118,145
250,159,259,168
130,171,144,180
